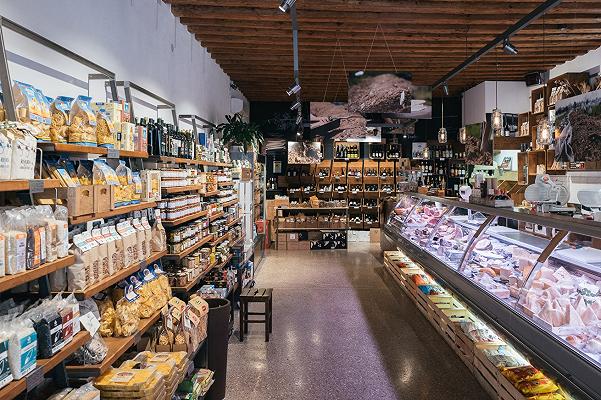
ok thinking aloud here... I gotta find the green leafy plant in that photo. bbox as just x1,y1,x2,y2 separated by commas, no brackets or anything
216,113,263,152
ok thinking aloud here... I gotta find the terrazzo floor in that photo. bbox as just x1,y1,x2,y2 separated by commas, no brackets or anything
225,242,489,400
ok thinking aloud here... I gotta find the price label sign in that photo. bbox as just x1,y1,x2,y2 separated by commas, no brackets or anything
29,179,45,194
107,148,120,159
26,366,44,391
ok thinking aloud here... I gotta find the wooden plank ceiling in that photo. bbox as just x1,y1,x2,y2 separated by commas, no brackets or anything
166,0,601,101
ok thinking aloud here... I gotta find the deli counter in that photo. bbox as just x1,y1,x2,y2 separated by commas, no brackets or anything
383,193,601,400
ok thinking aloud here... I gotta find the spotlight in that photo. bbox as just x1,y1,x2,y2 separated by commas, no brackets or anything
354,70,365,77
442,82,449,96
286,83,301,96
290,101,301,111
279,0,296,13
297,128,303,137
503,39,518,55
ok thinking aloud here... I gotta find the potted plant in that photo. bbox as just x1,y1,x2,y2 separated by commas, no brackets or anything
216,113,263,152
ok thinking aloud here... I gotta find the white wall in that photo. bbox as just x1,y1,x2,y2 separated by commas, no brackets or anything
0,0,246,124
462,81,530,125
551,45,601,78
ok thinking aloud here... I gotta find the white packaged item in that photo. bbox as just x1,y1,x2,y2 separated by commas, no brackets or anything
101,226,115,276
131,218,147,262
38,206,58,263
116,221,137,268
54,206,69,259
8,125,36,180
91,228,109,281
108,225,125,272
66,294,81,335
0,127,12,180
6,318,37,379
3,210,27,275
67,232,98,291
0,328,12,390
141,217,152,258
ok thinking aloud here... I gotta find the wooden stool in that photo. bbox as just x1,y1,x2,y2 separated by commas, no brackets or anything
239,288,273,342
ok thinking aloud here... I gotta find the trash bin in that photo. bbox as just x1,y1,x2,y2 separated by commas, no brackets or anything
205,298,231,400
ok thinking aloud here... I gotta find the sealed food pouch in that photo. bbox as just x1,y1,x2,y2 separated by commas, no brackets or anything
33,89,52,141
114,286,140,337
101,226,115,276
76,160,93,185
95,111,116,148
54,206,70,259
96,296,116,337
49,96,73,143
109,224,125,272
68,95,97,146
81,230,101,284
131,172,142,204
115,160,133,206
141,217,152,258
38,205,58,263
0,329,13,390
91,228,109,281
67,233,95,291
6,318,37,379
116,221,136,268
11,81,43,125
132,218,147,262
72,298,108,364
0,126,13,180
3,209,27,275
151,214,167,253
9,125,37,180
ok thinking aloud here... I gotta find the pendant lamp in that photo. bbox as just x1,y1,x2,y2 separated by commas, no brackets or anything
459,127,467,144
438,97,448,144
491,48,503,134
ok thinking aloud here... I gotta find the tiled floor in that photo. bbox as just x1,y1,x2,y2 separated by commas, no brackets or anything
225,243,489,399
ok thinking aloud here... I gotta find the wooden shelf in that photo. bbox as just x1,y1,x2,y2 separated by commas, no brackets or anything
171,262,218,293
153,156,232,168
221,199,238,208
70,201,157,225
1,331,90,400
162,185,204,194
209,232,230,246
209,211,225,222
0,255,75,293
66,311,161,377
68,251,166,299
493,135,532,150
277,227,349,231
203,190,220,197
231,235,245,247
0,179,61,192
163,235,214,259
226,216,242,227
162,210,208,227
215,253,233,269
119,150,149,158
38,143,148,158
217,181,234,186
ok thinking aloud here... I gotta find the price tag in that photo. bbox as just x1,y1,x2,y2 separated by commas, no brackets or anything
29,179,45,194
107,148,120,159
25,366,44,391
79,312,101,336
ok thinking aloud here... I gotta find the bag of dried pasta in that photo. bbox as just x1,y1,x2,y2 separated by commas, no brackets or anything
49,96,73,143
96,296,116,337
115,160,134,206
68,95,97,146
95,111,115,148
114,286,140,337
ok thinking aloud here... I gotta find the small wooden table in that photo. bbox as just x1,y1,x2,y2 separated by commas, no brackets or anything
239,288,273,342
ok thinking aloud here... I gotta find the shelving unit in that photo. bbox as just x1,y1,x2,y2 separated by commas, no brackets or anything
67,251,166,299
0,255,75,293
161,184,205,194
69,201,157,225
0,331,90,400
66,311,162,377
164,235,214,259
0,179,62,192
161,210,209,227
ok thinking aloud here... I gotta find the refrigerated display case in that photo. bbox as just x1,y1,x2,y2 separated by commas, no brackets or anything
383,193,601,400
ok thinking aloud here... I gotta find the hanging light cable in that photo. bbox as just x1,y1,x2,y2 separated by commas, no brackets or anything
459,29,468,144
538,14,552,146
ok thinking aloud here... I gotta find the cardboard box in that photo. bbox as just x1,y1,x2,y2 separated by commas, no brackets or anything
94,184,112,213
370,228,381,243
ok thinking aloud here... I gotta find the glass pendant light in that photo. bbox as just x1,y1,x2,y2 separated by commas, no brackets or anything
459,127,467,144
491,48,503,134
438,96,448,144
422,145,430,159
537,120,552,146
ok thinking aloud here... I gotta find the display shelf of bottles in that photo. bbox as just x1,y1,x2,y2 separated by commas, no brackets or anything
369,144,385,160
0,179,61,192
66,311,161,377
69,201,157,225
0,255,75,294
171,260,220,293
386,143,401,160
334,142,361,160
209,231,230,246
164,234,214,259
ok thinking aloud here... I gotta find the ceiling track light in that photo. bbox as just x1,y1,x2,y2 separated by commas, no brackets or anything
442,82,449,96
502,39,519,55
286,83,301,96
279,0,297,13
296,114,303,125
290,101,301,111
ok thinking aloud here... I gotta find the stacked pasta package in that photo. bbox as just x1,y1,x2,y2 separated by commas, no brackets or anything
47,383,100,400
96,262,172,339
94,351,188,400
